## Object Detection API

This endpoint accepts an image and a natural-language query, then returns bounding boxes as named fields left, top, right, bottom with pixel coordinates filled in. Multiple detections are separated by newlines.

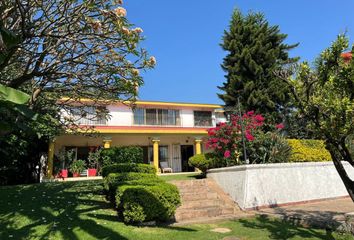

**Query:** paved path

left=254, top=197, right=354, bottom=229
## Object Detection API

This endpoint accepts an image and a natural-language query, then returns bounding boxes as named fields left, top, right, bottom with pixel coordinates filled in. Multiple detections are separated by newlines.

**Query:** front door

left=171, top=144, right=182, bottom=172
left=181, top=145, right=195, bottom=172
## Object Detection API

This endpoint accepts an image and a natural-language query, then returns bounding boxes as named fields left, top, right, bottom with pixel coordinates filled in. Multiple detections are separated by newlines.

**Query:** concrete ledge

left=42, top=176, right=102, bottom=182
left=207, top=161, right=354, bottom=210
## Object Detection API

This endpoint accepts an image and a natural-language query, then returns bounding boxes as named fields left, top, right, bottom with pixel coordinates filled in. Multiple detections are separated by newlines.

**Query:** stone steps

left=171, top=179, right=242, bottom=223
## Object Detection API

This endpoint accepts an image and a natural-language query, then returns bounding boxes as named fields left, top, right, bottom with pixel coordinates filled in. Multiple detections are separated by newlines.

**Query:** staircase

left=171, top=178, right=243, bottom=223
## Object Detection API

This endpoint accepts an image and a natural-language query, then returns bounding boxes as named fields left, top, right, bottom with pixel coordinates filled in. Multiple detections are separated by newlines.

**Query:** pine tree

left=219, top=10, right=299, bottom=123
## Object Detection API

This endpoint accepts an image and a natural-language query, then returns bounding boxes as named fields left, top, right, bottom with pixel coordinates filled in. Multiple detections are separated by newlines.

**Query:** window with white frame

left=133, top=108, right=180, bottom=126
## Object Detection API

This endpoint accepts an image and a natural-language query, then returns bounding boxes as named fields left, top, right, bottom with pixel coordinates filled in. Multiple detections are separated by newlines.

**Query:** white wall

left=107, top=105, right=132, bottom=126
left=180, top=109, right=194, bottom=127
left=207, top=162, right=354, bottom=209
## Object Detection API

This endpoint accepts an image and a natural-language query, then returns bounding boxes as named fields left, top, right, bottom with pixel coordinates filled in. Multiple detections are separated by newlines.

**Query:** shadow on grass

left=0, top=181, right=127, bottom=240
left=238, top=215, right=338, bottom=240
left=0, top=180, right=196, bottom=240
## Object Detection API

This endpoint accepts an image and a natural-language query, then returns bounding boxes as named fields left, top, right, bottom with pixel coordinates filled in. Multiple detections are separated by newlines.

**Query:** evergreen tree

left=219, top=9, right=299, bottom=123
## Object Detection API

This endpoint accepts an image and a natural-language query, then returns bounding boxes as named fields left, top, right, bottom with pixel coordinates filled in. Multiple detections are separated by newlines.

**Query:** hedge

left=101, top=146, right=144, bottom=166
left=287, top=139, right=332, bottom=162
left=104, top=172, right=160, bottom=198
left=101, top=163, right=156, bottom=177
left=115, top=182, right=181, bottom=223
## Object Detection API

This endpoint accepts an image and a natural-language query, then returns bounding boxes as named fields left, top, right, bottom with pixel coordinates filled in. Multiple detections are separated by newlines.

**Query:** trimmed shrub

left=115, top=182, right=181, bottom=223
left=287, top=139, right=332, bottom=162
left=101, top=163, right=156, bottom=177
left=104, top=172, right=159, bottom=198
left=188, top=154, right=209, bottom=175
left=101, top=146, right=143, bottom=167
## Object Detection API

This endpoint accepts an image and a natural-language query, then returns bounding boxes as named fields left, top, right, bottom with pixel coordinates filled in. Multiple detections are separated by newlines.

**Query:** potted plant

left=87, top=149, right=100, bottom=177
left=69, top=160, right=86, bottom=177
left=56, top=149, right=75, bottom=178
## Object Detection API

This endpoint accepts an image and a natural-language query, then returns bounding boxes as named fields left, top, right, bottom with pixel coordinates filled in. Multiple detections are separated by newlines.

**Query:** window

left=215, top=111, right=227, bottom=124
left=133, top=108, right=180, bottom=126
left=133, top=108, right=145, bottom=125
left=194, top=111, right=213, bottom=127
left=142, top=146, right=169, bottom=164
left=68, top=106, right=107, bottom=125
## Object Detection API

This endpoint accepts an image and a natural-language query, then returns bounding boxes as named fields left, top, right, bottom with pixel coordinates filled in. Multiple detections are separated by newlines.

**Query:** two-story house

left=48, top=100, right=225, bottom=175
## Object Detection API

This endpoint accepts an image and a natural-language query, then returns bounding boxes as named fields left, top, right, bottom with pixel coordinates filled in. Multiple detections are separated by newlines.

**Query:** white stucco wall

left=180, top=109, right=194, bottom=127
left=107, top=105, right=133, bottom=126
left=207, top=162, right=354, bottom=209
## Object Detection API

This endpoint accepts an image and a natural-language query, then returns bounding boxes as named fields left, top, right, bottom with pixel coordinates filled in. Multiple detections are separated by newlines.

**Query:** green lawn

left=0, top=180, right=352, bottom=240
left=158, top=172, right=203, bottom=181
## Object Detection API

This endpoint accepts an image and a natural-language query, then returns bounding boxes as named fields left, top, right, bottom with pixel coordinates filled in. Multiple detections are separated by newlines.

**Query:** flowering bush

left=206, top=111, right=264, bottom=165
left=206, top=111, right=290, bottom=166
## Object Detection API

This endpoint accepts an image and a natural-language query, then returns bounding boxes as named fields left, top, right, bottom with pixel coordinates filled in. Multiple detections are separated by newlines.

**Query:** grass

left=158, top=172, right=203, bottom=181
left=0, top=180, right=353, bottom=240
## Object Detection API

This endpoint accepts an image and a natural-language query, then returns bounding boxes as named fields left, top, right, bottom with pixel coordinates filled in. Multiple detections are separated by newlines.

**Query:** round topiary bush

left=188, top=154, right=209, bottom=175
left=115, top=182, right=181, bottom=223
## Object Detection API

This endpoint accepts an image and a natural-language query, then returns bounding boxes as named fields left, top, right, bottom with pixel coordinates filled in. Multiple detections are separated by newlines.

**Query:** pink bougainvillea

left=275, top=123, right=285, bottom=130
left=224, top=150, right=231, bottom=158
left=205, top=111, right=265, bottom=162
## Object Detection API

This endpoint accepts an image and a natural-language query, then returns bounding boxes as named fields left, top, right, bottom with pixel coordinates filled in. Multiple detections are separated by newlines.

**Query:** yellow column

left=152, top=139, right=160, bottom=173
left=195, top=139, right=202, bottom=155
left=47, top=139, right=55, bottom=178
left=103, top=139, right=112, bottom=149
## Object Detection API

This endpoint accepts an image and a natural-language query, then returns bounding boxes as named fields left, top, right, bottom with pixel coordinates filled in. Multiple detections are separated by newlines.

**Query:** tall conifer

left=219, top=10, right=298, bottom=123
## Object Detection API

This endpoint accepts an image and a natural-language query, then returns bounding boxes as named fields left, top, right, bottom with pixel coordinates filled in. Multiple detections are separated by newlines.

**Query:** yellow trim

left=103, top=139, right=112, bottom=149
left=59, top=97, right=223, bottom=109
left=135, top=101, right=222, bottom=109
left=47, top=140, right=55, bottom=178
left=195, top=139, right=202, bottom=155
left=152, top=139, right=160, bottom=173
left=86, top=128, right=208, bottom=134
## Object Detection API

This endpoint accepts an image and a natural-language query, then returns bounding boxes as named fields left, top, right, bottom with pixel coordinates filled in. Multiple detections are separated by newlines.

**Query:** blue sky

left=124, top=0, right=354, bottom=104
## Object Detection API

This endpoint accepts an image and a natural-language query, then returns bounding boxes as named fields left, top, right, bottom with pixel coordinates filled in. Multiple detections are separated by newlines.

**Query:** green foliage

left=287, top=139, right=332, bottom=162
left=0, top=84, right=38, bottom=134
left=103, top=172, right=160, bottom=197
left=188, top=154, right=209, bottom=174
left=346, top=135, right=354, bottom=157
left=246, top=132, right=292, bottom=164
left=87, top=149, right=102, bottom=169
left=219, top=9, right=299, bottom=123
left=0, top=83, right=30, bottom=104
left=101, top=146, right=144, bottom=167
left=115, top=182, right=181, bottom=223
left=69, top=160, right=86, bottom=174
left=285, top=35, right=354, bottom=199
left=0, top=26, right=21, bottom=65
left=101, top=163, right=156, bottom=177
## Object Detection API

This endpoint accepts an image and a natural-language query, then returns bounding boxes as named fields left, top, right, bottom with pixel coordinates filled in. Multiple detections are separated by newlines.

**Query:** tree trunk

left=327, top=142, right=354, bottom=202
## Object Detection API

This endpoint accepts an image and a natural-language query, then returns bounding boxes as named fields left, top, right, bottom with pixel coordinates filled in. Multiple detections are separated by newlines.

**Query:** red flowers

left=224, top=150, right=231, bottom=158
left=206, top=111, right=264, bottom=159
left=276, top=123, right=285, bottom=130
